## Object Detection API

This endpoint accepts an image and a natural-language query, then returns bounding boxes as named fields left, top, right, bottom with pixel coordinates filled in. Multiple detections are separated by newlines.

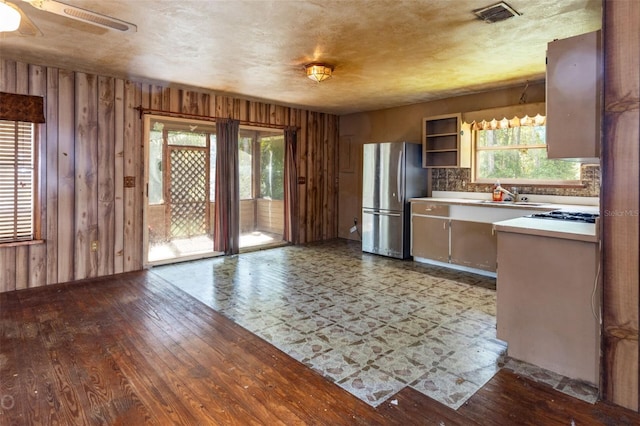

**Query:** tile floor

left=151, top=239, right=598, bottom=409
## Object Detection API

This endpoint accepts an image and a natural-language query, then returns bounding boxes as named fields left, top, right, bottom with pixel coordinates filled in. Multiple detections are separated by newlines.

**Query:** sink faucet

left=497, top=185, right=518, bottom=202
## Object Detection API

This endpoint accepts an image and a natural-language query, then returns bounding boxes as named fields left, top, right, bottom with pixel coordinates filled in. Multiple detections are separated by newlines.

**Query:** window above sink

left=462, top=102, right=583, bottom=186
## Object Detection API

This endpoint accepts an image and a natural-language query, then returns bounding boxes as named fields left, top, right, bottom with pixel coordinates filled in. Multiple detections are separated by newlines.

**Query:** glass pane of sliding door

left=238, top=128, right=285, bottom=250
left=145, top=116, right=218, bottom=265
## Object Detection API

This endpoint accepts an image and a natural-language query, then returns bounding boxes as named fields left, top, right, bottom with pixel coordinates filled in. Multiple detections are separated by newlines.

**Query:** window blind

left=0, top=120, right=34, bottom=243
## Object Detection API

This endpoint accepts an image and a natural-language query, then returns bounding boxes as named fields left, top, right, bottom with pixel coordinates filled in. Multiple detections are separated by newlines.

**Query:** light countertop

left=493, top=217, right=599, bottom=243
left=409, top=193, right=599, bottom=242
left=409, top=197, right=556, bottom=211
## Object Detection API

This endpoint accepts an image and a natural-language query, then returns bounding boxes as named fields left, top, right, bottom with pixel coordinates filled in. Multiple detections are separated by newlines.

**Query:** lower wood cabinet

left=411, top=212, right=497, bottom=273
left=450, top=220, right=497, bottom=272
left=411, top=215, right=449, bottom=262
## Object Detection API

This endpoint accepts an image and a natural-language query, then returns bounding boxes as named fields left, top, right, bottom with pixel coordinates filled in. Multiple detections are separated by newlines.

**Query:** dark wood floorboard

left=2, top=271, right=640, bottom=425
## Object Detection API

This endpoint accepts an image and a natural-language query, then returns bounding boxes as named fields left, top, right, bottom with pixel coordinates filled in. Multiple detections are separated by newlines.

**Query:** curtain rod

left=134, top=106, right=297, bottom=130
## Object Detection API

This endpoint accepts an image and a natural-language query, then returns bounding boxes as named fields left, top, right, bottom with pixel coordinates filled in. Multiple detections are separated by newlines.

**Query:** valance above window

left=0, top=92, right=46, bottom=123
left=462, top=101, right=545, bottom=131
left=467, top=114, right=546, bottom=131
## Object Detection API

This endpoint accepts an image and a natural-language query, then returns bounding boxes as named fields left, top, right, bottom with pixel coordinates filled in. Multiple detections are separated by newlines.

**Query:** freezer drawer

left=362, top=209, right=406, bottom=259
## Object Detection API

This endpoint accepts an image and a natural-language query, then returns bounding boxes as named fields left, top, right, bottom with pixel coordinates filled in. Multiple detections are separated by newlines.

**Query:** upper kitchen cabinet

left=546, top=30, right=602, bottom=162
left=422, top=113, right=471, bottom=168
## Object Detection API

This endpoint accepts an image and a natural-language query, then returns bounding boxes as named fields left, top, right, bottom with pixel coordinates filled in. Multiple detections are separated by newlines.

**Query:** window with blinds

left=0, top=120, right=35, bottom=243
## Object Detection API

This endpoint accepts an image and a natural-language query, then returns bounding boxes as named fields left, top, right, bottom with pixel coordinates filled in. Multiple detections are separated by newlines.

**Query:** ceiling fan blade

left=21, top=0, right=136, bottom=33
left=5, top=1, right=42, bottom=36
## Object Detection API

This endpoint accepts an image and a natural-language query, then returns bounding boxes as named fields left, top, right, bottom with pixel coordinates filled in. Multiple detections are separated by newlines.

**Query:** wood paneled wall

left=256, top=199, right=285, bottom=235
left=0, top=59, right=338, bottom=292
left=602, top=0, right=640, bottom=411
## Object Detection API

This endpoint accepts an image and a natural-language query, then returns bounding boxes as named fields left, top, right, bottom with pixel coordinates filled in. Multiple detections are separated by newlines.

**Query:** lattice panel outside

left=168, top=148, right=209, bottom=238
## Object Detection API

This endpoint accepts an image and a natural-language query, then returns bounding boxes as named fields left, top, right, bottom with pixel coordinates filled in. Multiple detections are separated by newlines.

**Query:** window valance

left=467, top=114, right=546, bottom=131
left=0, top=92, right=46, bottom=123
left=462, top=102, right=545, bottom=130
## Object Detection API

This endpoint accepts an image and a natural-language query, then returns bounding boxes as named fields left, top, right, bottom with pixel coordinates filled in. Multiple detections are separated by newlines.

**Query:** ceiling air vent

left=473, top=2, right=520, bottom=23
left=62, top=7, right=132, bottom=32
left=27, top=0, right=138, bottom=33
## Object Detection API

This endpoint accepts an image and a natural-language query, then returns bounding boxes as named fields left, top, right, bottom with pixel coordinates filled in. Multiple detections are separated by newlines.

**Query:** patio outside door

left=166, top=144, right=209, bottom=239
left=145, top=116, right=217, bottom=264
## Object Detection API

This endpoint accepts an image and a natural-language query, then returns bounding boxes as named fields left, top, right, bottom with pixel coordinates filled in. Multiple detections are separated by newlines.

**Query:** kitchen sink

left=513, top=202, right=546, bottom=206
left=473, top=200, right=546, bottom=206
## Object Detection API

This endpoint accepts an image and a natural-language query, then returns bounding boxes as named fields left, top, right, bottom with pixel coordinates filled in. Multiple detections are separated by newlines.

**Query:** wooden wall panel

left=325, top=115, right=338, bottom=240
left=15, top=62, right=29, bottom=291
left=74, top=73, right=99, bottom=280
left=0, top=249, right=16, bottom=293
left=602, top=0, right=640, bottom=411
left=256, top=199, right=284, bottom=234
left=98, top=76, right=116, bottom=277
left=298, top=111, right=308, bottom=244
left=0, top=49, right=16, bottom=292
left=151, top=85, right=163, bottom=110
left=113, top=79, right=125, bottom=274
left=28, top=65, right=47, bottom=288
left=133, top=84, right=144, bottom=269
left=239, top=200, right=256, bottom=233
left=123, top=81, right=141, bottom=272
left=0, top=58, right=16, bottom=88
left=45, top=67, right=59, bottom=284
left=0, top=58, right=338, bottom=292
left=238, top=99, right=249, bottom=122
left=57, top=69, right=76, bottom=283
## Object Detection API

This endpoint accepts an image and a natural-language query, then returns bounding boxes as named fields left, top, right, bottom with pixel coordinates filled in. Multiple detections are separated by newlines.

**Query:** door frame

left=142, top=114, right=222, bottom=267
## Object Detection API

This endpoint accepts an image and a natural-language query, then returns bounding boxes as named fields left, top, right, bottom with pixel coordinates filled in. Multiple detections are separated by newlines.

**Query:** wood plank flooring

left=2, top=270, right=639, bottom=425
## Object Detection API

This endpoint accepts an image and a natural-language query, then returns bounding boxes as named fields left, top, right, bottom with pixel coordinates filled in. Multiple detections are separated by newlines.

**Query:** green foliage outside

left=148, top=124, right=284, bottom=203
left=239, top=136, right=253, bottom=199
left=476, top=126, right=580, bottom=181
left=259, top=135, right=284, bottom=200
left=167, top=130, right=207, bottom=147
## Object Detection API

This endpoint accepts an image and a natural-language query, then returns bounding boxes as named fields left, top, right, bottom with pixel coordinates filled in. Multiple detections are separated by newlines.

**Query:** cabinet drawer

left=411, top=203, right=449, bottom=217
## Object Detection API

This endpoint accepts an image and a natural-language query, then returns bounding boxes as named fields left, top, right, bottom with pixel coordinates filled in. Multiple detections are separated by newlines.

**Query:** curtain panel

left=213, top=119, right=240, bottom=254
left=0, top=92, right=46, bottom=123
left=283, top=127, right=298, bottom=244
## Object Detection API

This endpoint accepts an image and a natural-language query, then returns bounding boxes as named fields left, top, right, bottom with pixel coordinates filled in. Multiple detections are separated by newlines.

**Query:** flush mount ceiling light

left=0, top=1, right=21, bottom=32
left=305, top=63, right=333, bottom=83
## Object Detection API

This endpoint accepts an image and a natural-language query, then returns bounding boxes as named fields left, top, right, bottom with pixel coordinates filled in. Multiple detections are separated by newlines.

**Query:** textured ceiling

left=0, top=0, right=602, bottom=114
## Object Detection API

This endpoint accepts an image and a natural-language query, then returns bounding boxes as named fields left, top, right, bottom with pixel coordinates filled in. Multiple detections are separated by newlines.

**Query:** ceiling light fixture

left=305, top=63, right=333, bottom=83
left=0, top=1, right=21, bottom=32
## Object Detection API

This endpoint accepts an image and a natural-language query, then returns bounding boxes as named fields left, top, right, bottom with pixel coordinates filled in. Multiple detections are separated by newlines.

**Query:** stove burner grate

left=530, top=210, right=599, bottom=224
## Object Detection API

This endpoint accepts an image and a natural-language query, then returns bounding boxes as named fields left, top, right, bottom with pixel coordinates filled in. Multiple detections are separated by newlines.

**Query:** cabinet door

left=411, top=215, right=449, bottom=262
left=546, top=30, right=601, bottom=161
left=450, top=220, right=497, bottom=272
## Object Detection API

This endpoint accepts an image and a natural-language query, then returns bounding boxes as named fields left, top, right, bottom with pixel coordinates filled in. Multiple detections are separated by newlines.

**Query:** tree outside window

left=474, top=126, right=580, bottom=183
left=259, top=135, right=284, bottom=200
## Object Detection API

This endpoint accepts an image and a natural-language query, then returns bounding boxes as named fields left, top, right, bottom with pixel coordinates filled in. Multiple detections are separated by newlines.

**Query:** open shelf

left=422, top=113, right=465, bottom=168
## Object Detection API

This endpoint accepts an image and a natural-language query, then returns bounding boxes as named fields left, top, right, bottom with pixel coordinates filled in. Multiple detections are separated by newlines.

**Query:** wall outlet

left=91, top=240, right=99, bottom=252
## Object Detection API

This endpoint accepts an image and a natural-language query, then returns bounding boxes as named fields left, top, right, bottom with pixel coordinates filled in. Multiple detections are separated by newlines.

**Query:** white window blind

left=0, top=120, right=34, bottom=243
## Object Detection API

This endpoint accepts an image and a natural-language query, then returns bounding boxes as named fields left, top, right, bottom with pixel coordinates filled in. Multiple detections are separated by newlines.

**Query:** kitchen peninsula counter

left=493, top=216, right=598, bottom=243
left=495, top=215, right=601, bottom=385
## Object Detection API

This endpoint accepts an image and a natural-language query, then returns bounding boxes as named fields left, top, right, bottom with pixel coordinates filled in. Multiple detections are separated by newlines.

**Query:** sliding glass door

left=144, top=117, right=285, bottom=266
left=145, top=116, right=217, bottom=264
left=238, top=128, right=285, bottom=250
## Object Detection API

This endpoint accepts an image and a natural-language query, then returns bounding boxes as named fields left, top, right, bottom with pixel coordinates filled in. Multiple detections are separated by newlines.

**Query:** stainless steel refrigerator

left=362, top=142, right=429, bottom=259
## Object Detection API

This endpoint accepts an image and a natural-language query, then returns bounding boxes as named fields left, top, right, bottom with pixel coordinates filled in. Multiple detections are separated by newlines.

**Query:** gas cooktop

left=530, top=210, right=599, bottom=224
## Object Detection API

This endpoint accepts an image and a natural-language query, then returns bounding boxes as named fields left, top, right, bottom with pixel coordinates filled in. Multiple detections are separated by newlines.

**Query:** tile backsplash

left=431, top=164, right=600, bottom=197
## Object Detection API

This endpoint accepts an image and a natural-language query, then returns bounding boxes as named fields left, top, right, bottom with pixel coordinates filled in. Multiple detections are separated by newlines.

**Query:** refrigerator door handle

left=363, top=209, right=401, bottom=217
left=397, top=149, right=403, bottom=203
